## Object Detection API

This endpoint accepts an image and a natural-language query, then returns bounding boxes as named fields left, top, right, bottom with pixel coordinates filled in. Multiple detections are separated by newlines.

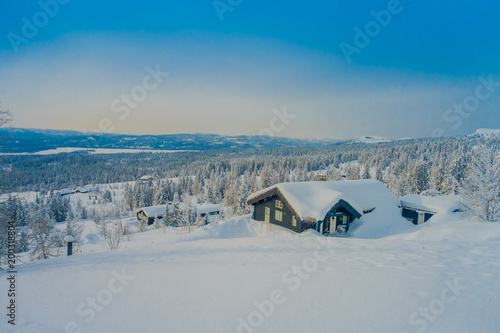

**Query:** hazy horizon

left=2, top=1, right=499, bottom=140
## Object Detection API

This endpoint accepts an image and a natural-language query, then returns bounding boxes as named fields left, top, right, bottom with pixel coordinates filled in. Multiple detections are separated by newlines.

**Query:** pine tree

left=429, top=161, right=446, bottom=193
left=460, top=145, right=500, bottom=221
left=152, top=216, right=161, bottom=229
left=28, top=204, right=60, bottom=260
left=362, top=165, right=371, bottom=179
left=410, top=160, right=429, bottom=194
left=103, top=190, right=113, bottom=203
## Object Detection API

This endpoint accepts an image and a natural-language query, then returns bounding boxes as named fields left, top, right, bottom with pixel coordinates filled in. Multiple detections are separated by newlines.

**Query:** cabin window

left=292, top=216, right=297, bottom=227
left=276, top=200, right=283, bottom=209
left=342, top=216, right=348, bottom=224
left=275, top=210, right=283, bottom=222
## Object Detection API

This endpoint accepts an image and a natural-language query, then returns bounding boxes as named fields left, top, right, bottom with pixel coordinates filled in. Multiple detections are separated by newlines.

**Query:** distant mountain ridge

left=1, top=128, right=344, bottom=153
left=348, top=136, right=392, bottom=144
left=471, top=128, right=500, bottom=138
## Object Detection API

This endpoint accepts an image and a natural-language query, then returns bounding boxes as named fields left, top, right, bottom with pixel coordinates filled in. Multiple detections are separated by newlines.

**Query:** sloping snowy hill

left=1, top=217, right=500, bottom=333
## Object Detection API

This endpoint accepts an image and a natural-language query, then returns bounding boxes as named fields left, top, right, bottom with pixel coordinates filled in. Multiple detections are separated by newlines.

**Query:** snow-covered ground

left=2, top=212, right=500, bottom=333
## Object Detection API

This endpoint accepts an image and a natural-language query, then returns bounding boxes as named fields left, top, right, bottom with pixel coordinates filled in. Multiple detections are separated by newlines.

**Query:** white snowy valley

left=1, top=190, right=500, bottom=332
left=1, top=135, right=499, bottom=333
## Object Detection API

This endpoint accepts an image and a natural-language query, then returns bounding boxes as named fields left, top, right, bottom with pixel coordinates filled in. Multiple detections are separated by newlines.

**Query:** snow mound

left=348, top=196, right=415, bottom=239
left=186, top=216, right=296, bottom=241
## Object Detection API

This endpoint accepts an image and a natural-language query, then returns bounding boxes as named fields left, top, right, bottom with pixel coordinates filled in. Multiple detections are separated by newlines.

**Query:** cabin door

left=324, top=217, right=333, bottom=234
left=417, top=212, right=425, bottom=225
left=265, top=207, right=271, bottom=223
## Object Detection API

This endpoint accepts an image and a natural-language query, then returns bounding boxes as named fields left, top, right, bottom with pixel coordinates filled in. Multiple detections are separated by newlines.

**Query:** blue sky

left=1, top=0, right=499, bottom=139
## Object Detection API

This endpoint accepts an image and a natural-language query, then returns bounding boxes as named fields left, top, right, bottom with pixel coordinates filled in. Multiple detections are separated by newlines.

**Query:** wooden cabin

left=58, top=189, right=75, bottom=197
left=136, top=205, right=166, bottom=225
left=139, top=175, right=155, bottom=182
left=247, top=180, right=391, bottom=235
left=196, top=204, right=222, bottom=224
left=400, top=194, right=462, bottom=225
left=135, top=203, right=222, bottom=225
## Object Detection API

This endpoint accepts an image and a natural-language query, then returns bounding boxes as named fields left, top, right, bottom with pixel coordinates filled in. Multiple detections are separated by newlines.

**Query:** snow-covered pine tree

left=152, top=216, right=161, bottom=229
left=460, top=144, right=500, bottom=221
left=28, top=204, right=60, bottom=260
left=103, top=190, right=113, bottom=203
left=346, top=165, right=360, bottom=180
left=137, top=218, right=147, bottom=233
left=410, top=160, right=429, bottom=194
left=164, top=202, right=184, bottom=227
left=183, top=202, right=199, bottom=233
left=429, top=160, right=446, bottom=193
left=48, top=193, right=70, bottom=223
left=362, top=164, right=371, bottom=179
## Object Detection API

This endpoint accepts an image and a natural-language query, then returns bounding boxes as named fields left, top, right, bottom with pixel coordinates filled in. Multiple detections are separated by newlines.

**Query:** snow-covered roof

left=196, top=204, right=222, bottom=215
left=248, top=180, right=398, bottom=221
left=400, top=194, right=462, bottom=215
left=58, top=189, right=75, bottom=196
left=136, top=205, right=166, bottom=217
left=63, top=235, right=75, bottom=243
left=75, top=185, right=98, bottom=193
left=136, top=203, right=222, bottom=218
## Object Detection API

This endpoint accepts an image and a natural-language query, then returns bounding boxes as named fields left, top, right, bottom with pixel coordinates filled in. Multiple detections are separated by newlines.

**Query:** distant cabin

left=196, top=204, right=223, bottom=223
left=247, top=180, right=390, bottom=235
left=135, top=203, right=222, bottom=225
left=58, top=189, right=75, bottom=197
left=139, top=175, right=155, bottom=182
left=400, top=194, right=462, bottom=225
left=75, top=185, right=98, bottom=194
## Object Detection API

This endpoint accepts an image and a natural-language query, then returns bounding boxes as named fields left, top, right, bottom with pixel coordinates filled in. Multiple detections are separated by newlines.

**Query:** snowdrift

left=185, top=216, right=297, bottom=241
left=348, top=201, right=415, bottom=239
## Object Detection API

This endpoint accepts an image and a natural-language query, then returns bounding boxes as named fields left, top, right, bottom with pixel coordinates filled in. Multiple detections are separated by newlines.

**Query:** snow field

left=1, top=214, right=500, bottom=333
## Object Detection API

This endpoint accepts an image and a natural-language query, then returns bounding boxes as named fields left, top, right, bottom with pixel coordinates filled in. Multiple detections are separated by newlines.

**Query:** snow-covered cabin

left=400, top=194, right=462, bottom=225
left=196, top=204, right=222, bottom=223
left=135, top=203, right=222, bottom=225
left=58, top=189, right=75, bottom=197
left=139, top=175, right=155, bottom=182
left=75, top=185, right=98, bottom=194
left=136, top=205, right=167, bottom=225
left=247, top=180, right=397, bottom=234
